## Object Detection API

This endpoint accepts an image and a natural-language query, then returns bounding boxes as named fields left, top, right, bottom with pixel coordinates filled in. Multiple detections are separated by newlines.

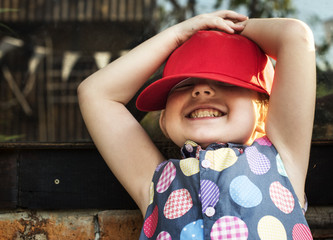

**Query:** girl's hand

left=171, top=10, right=248, bottom=46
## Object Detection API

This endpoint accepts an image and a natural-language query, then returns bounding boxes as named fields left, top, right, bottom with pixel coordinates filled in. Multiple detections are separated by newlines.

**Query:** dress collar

left=180, top=140, right=245, bottom=159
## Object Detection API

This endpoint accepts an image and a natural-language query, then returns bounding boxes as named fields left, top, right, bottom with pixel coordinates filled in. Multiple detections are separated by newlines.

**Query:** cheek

left=164, top=126, right=185, bottom=147
left=162, top=107, right=185, bottom=147
left=245, top=102, right=258, bottom=132
left=231, top=100, right=257, bottom=131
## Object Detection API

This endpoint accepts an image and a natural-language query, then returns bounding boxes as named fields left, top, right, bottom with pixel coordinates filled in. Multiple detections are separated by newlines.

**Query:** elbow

left=77, top=80, right=86, bottom=96
left=281, top=19, right=315, bottom=51
left=77, top=78, right=92, bottom=106
left=77, top=80, right=85, bottom=104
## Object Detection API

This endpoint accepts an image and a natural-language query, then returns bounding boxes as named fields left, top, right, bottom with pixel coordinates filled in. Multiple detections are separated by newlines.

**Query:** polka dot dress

left=139, top=136, right=312, bottom=239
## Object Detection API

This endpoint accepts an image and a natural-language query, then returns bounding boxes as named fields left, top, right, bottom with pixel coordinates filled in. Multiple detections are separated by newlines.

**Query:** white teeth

left=189, top=109, right=223, bottom=118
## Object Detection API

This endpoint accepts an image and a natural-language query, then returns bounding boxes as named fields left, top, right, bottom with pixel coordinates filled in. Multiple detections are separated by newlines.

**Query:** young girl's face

left=159, top=78, right=262, bottom=148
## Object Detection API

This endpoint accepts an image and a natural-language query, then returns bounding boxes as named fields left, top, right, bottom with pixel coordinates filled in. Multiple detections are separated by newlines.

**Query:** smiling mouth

left=187, top=109, right=225, bottom=118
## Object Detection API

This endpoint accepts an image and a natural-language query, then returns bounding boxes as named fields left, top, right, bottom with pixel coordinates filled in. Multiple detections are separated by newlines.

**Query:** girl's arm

left=240, top=18, right=316, bottom=206
left=78, top=10, right=248, bottom=215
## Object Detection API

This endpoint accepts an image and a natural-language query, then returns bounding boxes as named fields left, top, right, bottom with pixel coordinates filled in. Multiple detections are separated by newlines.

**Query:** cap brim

left=136, top=73, right=268, bottom=112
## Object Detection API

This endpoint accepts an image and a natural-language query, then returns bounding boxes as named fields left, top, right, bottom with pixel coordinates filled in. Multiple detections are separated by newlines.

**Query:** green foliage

left=156, top=0, right=197, bottom=30
left=316, top=70, right=333, bottom=98
left=0, top=8, right=18, bottom=13
left=214, top=0, right=295, bottom=17
left=158, top=0, right=295, bottom=29
left=0, top=134, right=24, bottom=142
left=0, top=8, right=18, bottom=34
left=317, top=83, right=333, bottom=98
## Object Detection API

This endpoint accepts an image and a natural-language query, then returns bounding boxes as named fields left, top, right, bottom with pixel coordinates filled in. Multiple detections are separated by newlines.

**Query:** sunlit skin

left=159, top=78, right=263, bottom=148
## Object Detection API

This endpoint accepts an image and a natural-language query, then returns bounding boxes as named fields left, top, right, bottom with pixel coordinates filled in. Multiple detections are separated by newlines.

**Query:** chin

left=191, top=136, right=225, bottom=148
left=172, top=132, right=254, bottom=148
left=200, top=136, right=250, bottom=146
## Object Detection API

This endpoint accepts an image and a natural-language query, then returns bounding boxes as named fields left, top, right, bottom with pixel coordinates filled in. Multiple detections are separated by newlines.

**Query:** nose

left=192, top=82, right=215, bottom=98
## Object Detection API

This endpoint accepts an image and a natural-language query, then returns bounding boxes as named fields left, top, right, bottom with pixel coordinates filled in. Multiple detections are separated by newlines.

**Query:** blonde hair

left=248, top=93, right=270, bottom=144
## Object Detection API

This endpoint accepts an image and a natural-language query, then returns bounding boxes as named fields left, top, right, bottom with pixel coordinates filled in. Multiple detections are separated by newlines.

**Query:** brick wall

left=0, top=210, right=143, bottom=240
left=0, top=207, right=333, bottom=239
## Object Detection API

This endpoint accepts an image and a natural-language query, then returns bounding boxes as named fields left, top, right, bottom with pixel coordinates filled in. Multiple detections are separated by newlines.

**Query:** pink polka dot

left=270, top=181, right=295, bottom=214
left=292, top=224, right=313, bottom=240
left=256, top=136, right=272, bottom=146
left=143, top=205, right=158, bottom=238
left=156, top=162, right=176, bottom=193
left=210, top=216, right=248, bottom=240
left=164, top=189, right=193, bottom=219
left=157, top=231, right=172, bottom=240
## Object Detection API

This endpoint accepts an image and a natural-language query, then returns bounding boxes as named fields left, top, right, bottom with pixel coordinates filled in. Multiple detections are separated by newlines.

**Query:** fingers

left=217, top=10, right=248, bottom=22
left=198, top=10, right=248, bottom=31
left=214, top=18, right=238, bottom=33
left=225, top=19, right=248, bottom=32
left=202, top=13, right=247, bottom=34
left=172, top=10, right=248, bottom=46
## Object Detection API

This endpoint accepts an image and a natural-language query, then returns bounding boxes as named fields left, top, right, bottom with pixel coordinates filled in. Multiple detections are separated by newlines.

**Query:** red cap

left=136, top=30, right=274, bottom=112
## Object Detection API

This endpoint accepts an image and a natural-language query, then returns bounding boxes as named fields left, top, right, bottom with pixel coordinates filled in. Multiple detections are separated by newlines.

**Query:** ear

left=159, top=110, right=170, bottom=139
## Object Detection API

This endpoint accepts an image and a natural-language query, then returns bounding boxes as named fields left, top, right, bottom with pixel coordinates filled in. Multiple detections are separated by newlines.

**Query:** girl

left=78, top=10, right=315, bottom=239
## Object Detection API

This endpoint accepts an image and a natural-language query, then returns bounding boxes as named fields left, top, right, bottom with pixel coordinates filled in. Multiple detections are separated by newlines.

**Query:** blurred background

left=0, top=0, right=332, bottom=143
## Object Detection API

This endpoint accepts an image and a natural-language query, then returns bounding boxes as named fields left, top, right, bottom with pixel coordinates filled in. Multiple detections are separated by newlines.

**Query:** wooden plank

left=35, top=0, right=43, bottom=21
left=86, top=0, right=93, bottom=21
left=136, top=0, right=144, bottom=21
left=62, top=0, right=69, bottom=21
left=18, top=148, right=137, bottom=209
left=0, top=150, right=18, bottom=209
left=0, top=142, right=96, bottom=149
left=94, top=0, right=102, bottom=21
left=53, top=0, right=61, bottom=22
left=127, top=0, right=134, bottom=21
left=37, top=65, right=48, bottom=141
left=118, top=0, right=126, bottom=21
left=311, top=229, right=333, bottom=239
left=110, top=0, right=118, bottom=21
left=0, top=0, right=156, bottom=22
left=3, top=0, right=10, bottom=20
left=306, top=141, right=333, bottom=205
left=78, top=0, right=85, bottom=21
left=307, top=206, right=333, bottom=238
left=306, top=206, right=333, bottom=229
left=100, top=0, right=109, bottom=21
left=45, top=47, right=56, bottom=142
left=11, top=0, right=20, bottom=21
left=0, top=141, right=331, bottom=210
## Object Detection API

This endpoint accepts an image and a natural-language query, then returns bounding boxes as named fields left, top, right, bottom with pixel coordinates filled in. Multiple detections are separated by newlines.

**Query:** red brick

left=98, top=210, right=143, bottom=240
left=0, top=210, right=96, bottom=240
